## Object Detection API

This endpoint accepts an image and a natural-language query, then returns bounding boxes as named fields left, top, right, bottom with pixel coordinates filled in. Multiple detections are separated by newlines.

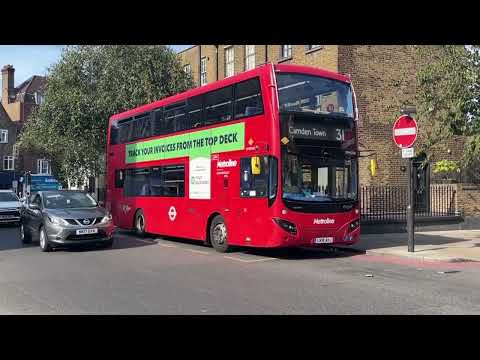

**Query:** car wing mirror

left=29, top=203, right=40, bottom=210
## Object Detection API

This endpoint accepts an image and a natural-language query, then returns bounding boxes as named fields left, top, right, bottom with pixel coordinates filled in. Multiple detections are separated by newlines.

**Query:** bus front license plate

left=76, top=229, right=98, bottom=235
left=314, top=237, right=334, bottom=244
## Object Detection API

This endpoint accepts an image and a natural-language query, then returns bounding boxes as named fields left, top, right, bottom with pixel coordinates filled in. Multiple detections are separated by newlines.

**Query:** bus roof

left=109, top=63, right=351, bottom=122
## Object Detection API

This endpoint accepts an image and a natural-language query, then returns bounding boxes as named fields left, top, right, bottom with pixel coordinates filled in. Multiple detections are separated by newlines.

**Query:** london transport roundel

left=393, top=115, right=418, bottom=148
left=168, top=206, right=177, bottom=221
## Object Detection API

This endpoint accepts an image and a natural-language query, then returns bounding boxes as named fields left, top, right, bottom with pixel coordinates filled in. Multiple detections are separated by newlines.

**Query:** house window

left=0, top=129, right=8, bottom=143
left=183, top=64, right=191, bottom=76
left=34, top=92, right=44, bottom=105
left=37, top=159, right=51, bottom=175
left=200, top=57, right=207, bottom=86
left=3, top=156, right=14, bottom=170
left=12, top=144, right=19, bottom=158
left=245, top=45, right=255, bottom=70
left=281, top=45, right=292, bottom=59
left=306, top=45, right=321, bottom=52
left=225, top=46, right=235, bottom=78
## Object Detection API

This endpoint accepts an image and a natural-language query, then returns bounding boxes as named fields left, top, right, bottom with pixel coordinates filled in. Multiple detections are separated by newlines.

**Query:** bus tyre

left=210, top=215, right=230, bottom=253
left=39, top=227, right=52, bottom=252
left=135, top=210, right=147, bottom=237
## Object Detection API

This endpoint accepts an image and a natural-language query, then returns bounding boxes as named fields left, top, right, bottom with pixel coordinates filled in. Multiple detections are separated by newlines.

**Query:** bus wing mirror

left=251, top=156, right=261, bottom=175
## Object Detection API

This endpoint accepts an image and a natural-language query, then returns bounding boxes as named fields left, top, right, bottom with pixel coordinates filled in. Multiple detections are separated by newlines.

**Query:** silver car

left=20, top=190, right=114, bottom=252
left=0, top=190, right=22, bottom=225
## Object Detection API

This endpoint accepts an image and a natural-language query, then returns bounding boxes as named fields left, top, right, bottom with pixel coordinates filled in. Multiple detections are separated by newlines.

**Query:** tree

left=415, top=45, right=480, bottom=181
left=18, top=45, right=193, bottom=184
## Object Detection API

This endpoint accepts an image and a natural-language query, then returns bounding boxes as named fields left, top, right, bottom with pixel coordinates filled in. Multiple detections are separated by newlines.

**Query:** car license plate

left=0, top=215, right=15, bottom=219
left=313, top=237, right=334, bottom=244
left=76, top=228, right=98, bottom=235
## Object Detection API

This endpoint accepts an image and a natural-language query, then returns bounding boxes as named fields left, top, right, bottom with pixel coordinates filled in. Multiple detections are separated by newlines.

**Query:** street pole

left=398, top=106, right=417, bottom=253
left=407, top=158, right=415, bottom=252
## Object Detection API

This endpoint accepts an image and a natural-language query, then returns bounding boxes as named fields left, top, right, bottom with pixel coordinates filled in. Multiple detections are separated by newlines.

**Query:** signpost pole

left=395, top=106, right=418, bottom=253
left=407, top=158, right=415, bottom=252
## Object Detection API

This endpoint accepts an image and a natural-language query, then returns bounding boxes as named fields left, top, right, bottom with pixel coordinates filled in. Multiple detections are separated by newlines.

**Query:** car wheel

left=134, top=210, right=147, bottom=238
left=209, top=215, right=230, bottom=253
left=20, top=223, right=31, bottom=244
left=100, top=238, right=114, bottom=249
left=39, top=227, right=52, bottom=252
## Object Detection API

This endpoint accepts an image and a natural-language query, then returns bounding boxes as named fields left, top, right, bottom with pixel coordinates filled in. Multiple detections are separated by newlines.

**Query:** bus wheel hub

left=213, top=224, right=227, bottom=245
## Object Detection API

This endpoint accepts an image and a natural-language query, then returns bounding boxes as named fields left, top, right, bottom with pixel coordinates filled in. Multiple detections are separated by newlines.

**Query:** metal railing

left=360, top=184, right=459, bottom=224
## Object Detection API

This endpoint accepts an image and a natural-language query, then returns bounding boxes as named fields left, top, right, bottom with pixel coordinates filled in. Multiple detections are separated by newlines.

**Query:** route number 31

left=336, top=129, right=345, bottom=141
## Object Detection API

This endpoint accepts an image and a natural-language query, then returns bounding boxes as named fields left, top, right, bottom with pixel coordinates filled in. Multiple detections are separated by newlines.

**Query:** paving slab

left=336, top=230, right=480, bottom=263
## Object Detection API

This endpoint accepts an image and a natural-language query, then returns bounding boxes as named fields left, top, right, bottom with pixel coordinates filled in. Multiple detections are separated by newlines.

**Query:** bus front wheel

left=134, top=210, right=147, bottom=237
left=210, top=215, right=230, bottom=253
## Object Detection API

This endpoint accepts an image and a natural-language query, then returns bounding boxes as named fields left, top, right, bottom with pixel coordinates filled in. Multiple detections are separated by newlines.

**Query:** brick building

left=178, top=45, right=478, bottom=217
left=179, top=46, right=463, bottom=184
left=0, top=64, right=51, bottom=190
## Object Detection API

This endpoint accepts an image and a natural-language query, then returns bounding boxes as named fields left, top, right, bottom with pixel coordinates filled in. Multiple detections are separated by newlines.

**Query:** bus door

left=111, top=168, right=133, bottom=229
left=236, top=155, right=270, bottom=246
left=213, top=155, right=233, bottom=209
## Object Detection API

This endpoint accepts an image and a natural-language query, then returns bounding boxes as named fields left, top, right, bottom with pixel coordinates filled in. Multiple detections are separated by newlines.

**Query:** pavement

left=1, top=224, right=480, bottom=314
left=338, top=229, right=480, bottom=263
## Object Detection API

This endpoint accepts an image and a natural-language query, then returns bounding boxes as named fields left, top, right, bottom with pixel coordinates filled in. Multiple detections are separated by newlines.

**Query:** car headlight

left=48, top=215, right=68, bottom=226
left=101, top=213, right=113, bottom=224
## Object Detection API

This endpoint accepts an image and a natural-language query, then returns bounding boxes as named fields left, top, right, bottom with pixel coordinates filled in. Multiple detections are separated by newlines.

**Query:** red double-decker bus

left=106, top=63, right=360, bottom=252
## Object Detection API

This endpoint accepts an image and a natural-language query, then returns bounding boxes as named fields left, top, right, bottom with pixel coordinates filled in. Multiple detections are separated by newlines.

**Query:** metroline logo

left=313, top=218, right=335, bottom=225
left=217, top=159, right=237, bottom=168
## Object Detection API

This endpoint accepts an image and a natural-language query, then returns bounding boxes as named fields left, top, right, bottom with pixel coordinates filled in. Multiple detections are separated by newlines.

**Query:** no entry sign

left=393, top=115, right=417, bottom=148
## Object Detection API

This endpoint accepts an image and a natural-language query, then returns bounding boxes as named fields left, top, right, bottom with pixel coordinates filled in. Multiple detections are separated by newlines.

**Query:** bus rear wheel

left=134, top=210, right=147, bottom=238
left=210, top=215, right=230, bottom=253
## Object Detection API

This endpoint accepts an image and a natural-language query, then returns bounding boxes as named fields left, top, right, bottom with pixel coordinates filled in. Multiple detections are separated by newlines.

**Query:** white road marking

left=186, top=249, right=210, bottom=255
left=159, top=244, right=177, bottom=248
left=223, top=256, right=276, bottom=263
left=134, top=238, right=157, bottom=245
left=125, top=234, right=275, bottom=262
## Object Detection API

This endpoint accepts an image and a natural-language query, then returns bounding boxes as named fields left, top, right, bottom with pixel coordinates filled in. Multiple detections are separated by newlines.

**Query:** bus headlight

left=273, top=218, right=297, bottom=235
left=348, top=219, right=360, bottom=233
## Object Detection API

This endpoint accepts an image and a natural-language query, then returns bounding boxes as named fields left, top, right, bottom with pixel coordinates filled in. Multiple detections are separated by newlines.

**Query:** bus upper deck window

left=234, top=78, right=263, bottom=119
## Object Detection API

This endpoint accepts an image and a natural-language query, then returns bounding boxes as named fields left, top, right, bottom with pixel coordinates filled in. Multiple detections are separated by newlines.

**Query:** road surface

left=1, top=224, right=479, bottom=314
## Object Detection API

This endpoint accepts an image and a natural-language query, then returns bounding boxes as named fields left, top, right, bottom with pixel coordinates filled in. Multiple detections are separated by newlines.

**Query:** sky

left=0, top=45, right=192, bottom=87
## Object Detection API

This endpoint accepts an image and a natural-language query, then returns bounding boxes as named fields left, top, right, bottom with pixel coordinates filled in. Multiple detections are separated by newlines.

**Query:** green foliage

left=463, top=135, right=480, bottom=182
left=433, top=160, right=459, bottom=174
left=415, top=45, right=480, bottom=176
left=18, top=45, right=193, bottom=183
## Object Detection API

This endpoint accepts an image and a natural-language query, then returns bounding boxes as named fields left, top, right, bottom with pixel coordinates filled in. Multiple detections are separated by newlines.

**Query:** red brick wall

left=338, top=45, right=466, bottom=187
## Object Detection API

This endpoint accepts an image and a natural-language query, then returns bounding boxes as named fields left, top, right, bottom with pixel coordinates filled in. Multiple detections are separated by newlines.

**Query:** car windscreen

left=43, top=192, right=97, bottom=209
left=0, top=192, right=19, bottom=202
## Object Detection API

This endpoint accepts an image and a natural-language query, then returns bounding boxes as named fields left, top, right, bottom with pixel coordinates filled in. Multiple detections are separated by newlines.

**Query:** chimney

left=2, top=64, right=15, bottom=105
